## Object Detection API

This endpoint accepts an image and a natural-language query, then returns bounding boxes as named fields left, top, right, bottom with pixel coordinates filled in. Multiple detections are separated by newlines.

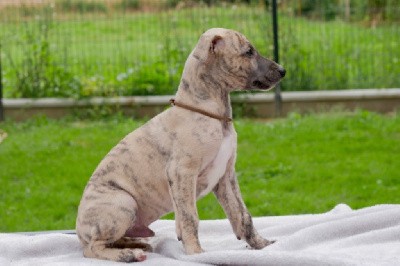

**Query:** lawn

left=0, top=110, right=399, bottom=232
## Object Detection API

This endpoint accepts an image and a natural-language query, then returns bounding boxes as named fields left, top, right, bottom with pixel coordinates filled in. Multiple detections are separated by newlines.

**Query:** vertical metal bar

left=0, top=43, right=4, bottom=122
left=272, top=0, right=279, bottom=63
left=271, top=0, right=282, bottom=117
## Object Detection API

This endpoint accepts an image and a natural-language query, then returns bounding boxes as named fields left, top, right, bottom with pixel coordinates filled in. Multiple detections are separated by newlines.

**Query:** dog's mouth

left=252, top=80, right=266, bottom=89
left=248, top=67, right=286, bottom=91
left=249, top=77, right=280, bottom=91
left=252, top=79, right=274, bottom=90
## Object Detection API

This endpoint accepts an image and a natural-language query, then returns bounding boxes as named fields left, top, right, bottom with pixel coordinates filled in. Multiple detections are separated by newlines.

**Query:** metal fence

left=0, top=0, right=399, bottom=102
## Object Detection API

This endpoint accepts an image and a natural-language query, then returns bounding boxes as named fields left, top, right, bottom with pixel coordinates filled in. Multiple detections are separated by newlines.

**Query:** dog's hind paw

left=118, top=249, right=147, bottom=262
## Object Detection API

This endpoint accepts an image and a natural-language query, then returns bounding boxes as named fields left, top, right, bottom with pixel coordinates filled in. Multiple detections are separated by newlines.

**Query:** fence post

left=0, top=43, right=4, bottom=122
left=271, top=0, right=282, bottom=117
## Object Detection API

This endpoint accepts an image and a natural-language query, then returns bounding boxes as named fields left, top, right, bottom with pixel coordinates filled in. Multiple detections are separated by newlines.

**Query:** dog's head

left=191, top=28, right=285, bottom=91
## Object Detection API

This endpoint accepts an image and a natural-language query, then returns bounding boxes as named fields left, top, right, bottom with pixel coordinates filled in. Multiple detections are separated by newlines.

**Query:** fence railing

left=0, top=0, right=399, bottom=120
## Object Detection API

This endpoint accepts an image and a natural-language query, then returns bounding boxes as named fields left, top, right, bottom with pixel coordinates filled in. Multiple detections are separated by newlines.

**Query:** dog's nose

left=278, top=66, right=286, bottom=77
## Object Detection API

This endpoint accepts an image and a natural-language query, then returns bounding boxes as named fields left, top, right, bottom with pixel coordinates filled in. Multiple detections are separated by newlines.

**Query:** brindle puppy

left=76, top=28, right=285, bottom=262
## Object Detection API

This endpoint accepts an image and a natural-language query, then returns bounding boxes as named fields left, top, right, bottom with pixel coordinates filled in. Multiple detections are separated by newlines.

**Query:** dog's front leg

left=213, top=155, right=274, bottom=249
left=167, top=156, right=203, bottom=255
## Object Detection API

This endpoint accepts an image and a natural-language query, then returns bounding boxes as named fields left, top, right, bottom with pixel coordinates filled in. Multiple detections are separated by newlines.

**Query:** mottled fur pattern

left=76, top=28, right=285, bottom=262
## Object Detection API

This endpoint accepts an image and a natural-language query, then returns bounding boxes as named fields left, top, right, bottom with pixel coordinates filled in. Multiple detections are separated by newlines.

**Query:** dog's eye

left=245, top=47, right=254, bottom=57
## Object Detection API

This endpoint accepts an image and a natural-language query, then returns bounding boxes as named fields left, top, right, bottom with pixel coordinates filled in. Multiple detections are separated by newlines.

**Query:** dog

left=76, top=28, right=286, bottom=262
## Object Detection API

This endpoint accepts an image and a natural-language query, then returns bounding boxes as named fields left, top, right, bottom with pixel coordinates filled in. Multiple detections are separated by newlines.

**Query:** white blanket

left=1, top=204, right=399, bottom=266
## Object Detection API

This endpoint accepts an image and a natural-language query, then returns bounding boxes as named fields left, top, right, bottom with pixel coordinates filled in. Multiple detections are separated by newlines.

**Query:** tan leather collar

left=169, top=99, right=232, bottom=123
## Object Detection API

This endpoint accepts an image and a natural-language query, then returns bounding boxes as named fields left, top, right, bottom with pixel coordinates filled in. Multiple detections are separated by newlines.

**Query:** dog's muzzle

left=278, top=66, right=286, bottom=77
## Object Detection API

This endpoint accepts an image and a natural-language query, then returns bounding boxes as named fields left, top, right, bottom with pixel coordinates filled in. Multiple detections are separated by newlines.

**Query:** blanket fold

left=1, top=204, right=399, bottom=265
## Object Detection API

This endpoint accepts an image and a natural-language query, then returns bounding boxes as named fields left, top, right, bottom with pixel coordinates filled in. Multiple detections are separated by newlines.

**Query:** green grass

left=0, top=110, right=399, bottom=232
left=1, top=4, right=399, bottom=97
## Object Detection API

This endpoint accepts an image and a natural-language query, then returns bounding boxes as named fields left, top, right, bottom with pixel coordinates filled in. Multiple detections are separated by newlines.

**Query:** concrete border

left=3, top=89, right=400, bottom=121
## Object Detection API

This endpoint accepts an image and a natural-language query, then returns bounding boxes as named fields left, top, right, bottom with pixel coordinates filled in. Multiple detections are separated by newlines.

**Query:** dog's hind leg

left=84, top=239, right=147, bottom=262
left=78, top=191, right=148, bottom=262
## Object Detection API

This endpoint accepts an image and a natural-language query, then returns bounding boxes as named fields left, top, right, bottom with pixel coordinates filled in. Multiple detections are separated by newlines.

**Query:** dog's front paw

left=248, top=235, right=275, bottom=249
left=185, top=245, right=204, bottom=255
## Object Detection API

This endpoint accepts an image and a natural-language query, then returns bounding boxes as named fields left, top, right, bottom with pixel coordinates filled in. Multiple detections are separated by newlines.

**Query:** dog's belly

left=197, top=131, right=236, bottom=198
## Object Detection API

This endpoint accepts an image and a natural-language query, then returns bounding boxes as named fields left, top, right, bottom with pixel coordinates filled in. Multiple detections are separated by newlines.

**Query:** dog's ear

left=193, top=34, right=225, bottom=63
left=210, top=35, right=225, bottom=54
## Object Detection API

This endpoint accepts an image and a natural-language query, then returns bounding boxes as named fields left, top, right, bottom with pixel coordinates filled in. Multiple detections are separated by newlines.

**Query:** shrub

left=6, top=8, right=82, bottom=98
left=115, top=61, right=177, bottom=96
left=291, top=0, right=340, bottom=21
left=58, top=0, right=108, bottom=13
left=119, top=0, right=140, bottom=11
left=165, top=0, right=181, bottom=8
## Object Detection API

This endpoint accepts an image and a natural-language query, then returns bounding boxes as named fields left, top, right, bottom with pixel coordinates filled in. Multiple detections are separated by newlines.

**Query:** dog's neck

left=175, top=70, right=233, bottom=124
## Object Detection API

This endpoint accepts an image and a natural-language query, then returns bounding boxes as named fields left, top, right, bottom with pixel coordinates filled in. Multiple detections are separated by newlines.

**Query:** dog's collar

left=169, top=99, right=233, bottom=123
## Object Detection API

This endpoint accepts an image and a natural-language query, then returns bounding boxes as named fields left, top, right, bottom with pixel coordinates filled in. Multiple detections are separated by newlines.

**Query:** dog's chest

left=197, top=131, right=237, bottom=198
